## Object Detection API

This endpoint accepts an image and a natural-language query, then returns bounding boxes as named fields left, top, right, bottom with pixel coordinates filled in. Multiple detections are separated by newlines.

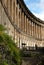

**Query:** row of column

left=16, top=0, right=42, bottom=39
left=15, top=0, right=42, bottom=48
left=4, top=0, right=42, bottom=40
left=2, top=0, right=42, bottom=48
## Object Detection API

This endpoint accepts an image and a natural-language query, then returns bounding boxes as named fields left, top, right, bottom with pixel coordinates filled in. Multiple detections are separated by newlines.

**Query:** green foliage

left=0, top=24, right=6, bottom=31
left=0, top=61, right=8, bottom=65
left=0, top=25, right=22, bottom=65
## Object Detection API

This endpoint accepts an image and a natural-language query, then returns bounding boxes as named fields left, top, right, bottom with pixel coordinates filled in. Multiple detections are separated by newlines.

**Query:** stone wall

left=0, top=0, right=44, bottom=48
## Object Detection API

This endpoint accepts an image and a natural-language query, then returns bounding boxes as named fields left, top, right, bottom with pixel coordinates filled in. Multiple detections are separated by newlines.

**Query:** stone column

left=39, top=26, right=40, bottom=39
left=26, top=18, right=28, bottom=34
left=37, top=25, right=38, bottom=39
left=16, top=2, right=18, bottom=25
left=22, top=12, right=24, bottom=32
left=12, top=0, right=14, bottom=22
left=33, top=22, right=34, bottom=37
left=31, top=22, right=33, bottom=36
left=17, top=4, right=21, bottom=48
left=36, top=24, right=37, bottom=38
left=10, top=0, right=12, bottom=20
left=24, top=14, right=25, bottom=32
left=31, top=21, right=32, bottom=36
left=40, top=26, right=41, bottom=39
left=35, top=23, right=36, bottom=38
left=26, top=17, right=27, bottom=34
left=14, top=0, right=17, bottom=43
left=32, top=22, right=33, bottom=36
left=4, top=0, right=7, bottom=8
left=13, top=1, right=16, bottom=41
left=7, top=0, right=10, bottom=16
left=35, top=24, right=37, bottom=38
left=13, top=2, right=15, bottom=23
left=28, top=20, right=29, bottom=35
left=29, top=20, right=31, bottom=36
left=37, top=26, right=39, bottom=38
left=24, top=15, right=25, bottom=33
left=21, top=10, right=22, bottom=30
left=34, top=23, right=36, bottom=37
left=37, top=25, right=39, bottom=39
left=21, top=11, right=24, bottom=32
left=0, top=2, right=2, bottom=24
left=28, top=20, right=30, bottom=35
left=14, top=0, right=17, bottom=24
left=25, top=15, right=26, bottom=33
left=33, top=23, right=34, bottom=37
left=6, top=0, right=10, bottom=16
left=19, top=9, right=21, bottom=30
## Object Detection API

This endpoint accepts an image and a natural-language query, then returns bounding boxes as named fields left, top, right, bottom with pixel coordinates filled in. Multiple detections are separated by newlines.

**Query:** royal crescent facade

left=0, top=0, right=44, bottom=48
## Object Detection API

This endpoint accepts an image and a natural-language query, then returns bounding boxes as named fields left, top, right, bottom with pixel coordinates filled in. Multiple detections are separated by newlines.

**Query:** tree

left=0, top=24, right=22, bottom=65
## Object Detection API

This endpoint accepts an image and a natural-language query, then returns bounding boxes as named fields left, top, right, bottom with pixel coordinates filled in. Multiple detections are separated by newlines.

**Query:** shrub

left=0, top=25, right=22, bottom=65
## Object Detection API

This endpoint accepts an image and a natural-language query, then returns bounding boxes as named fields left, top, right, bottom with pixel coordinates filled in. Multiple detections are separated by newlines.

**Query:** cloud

left=34, top=0, right=44, bottom=20
left=40, top=0, right=44, bottom=9
left=33, top=12, right=44, bottom=21
left=24, top=0, right=44, bottom=21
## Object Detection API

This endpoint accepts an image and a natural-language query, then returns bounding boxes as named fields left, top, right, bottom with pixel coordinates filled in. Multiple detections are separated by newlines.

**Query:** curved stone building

left=0, top=0, right=44, bottom=48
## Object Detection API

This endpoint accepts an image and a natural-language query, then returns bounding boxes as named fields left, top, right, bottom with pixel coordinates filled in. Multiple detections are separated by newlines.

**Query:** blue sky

left=24, top=0, right=44, bottom=21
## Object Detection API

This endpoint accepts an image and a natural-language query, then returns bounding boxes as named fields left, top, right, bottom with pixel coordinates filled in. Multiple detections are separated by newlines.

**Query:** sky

left=24, top=0, right=44, bottom=21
